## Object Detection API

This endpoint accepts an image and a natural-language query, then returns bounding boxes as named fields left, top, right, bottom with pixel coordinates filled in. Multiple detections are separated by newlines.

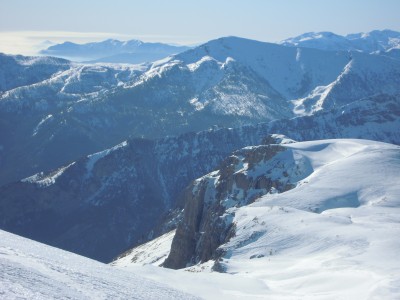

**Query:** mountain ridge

left=40, top=38, right=191, bottom=63
left=2, top=37, right=400, bottom=185
left=281, top=29, right=400, bottom=53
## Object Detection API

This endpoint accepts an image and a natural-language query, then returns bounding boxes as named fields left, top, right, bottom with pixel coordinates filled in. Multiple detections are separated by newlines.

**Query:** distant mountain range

left=281, top=29, right=400, bottom=52
left=36, top=30, right=400, bottom=64
left=39, top=39, right=190, bottom=63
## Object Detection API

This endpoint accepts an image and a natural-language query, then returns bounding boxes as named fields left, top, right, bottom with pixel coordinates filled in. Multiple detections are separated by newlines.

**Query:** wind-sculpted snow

left=213, top=139, right=400, bottom=299
left=0, top=229, right=198, bottom=299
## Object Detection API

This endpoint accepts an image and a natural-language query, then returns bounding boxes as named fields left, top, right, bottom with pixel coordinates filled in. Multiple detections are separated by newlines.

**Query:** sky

left=1, top=0, right=400, bottom=55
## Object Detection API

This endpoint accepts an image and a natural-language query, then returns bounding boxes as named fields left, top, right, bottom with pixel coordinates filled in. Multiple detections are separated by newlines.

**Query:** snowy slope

left=0, top=53, right=70, bottom=92
left=346, top=29, right=400, bottom=52
left=214, top=139, right=400, bottom=299
left=281, top=31, right=356, bottom=51
left=173, top=36, right=350, bottom=100
left=0, top=229, right=198, bottom=299
left=113, top=230, right=176, bottom=267
left=114, top=139, right=400, bottom=299
left=292, top=51, right=400, bottom=114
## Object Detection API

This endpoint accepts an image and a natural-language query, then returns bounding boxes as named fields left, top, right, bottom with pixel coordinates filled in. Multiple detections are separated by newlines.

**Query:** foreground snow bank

left=0, top=229, right=198, bottom=299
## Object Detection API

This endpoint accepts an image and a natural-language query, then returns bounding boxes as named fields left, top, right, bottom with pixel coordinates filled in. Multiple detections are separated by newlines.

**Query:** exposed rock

left=163, top=143, right=303, bottom=269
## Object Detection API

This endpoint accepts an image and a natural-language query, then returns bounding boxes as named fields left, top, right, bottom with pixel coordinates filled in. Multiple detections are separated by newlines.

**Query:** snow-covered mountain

left=2, top=37, right=400, bottom=185
left=39, top=39, right=190, bottom=63
left=114, top=138, right=400, bottom=299
left=281, top=29, right=400, bottom=53
left=0, top=53, right=70, bottom=92
left=0, top=93, right=399, bottom=262
left=2, top=32, right=400, bottom=299
left=0, top=229, right=198, bottom=299
left=346, top=29, right=400, bottom=52
left=281, top=31, right=356, bottom=51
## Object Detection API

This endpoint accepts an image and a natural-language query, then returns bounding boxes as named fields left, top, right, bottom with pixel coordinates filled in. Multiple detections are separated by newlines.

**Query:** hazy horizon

left=1, top=0, right=400, bottom=55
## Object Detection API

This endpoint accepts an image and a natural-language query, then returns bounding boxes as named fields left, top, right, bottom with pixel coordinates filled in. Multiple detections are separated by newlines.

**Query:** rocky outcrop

left=163, top=142, right=305, bottom=269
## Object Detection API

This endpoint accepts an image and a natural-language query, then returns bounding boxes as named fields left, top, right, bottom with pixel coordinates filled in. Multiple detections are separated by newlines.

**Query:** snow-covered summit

left=346, top=29, right=400, bottom=52
left=281, top=29, right=400, bottom=53
left=281, top=31, right=355, bottom=51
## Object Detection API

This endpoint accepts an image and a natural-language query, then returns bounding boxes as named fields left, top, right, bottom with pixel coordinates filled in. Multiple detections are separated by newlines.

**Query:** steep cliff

left=164, top=138, right=306, bottom=269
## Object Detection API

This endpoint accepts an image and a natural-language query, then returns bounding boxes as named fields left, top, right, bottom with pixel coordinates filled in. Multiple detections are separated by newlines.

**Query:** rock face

left=163, top=140, right=312, bottom=269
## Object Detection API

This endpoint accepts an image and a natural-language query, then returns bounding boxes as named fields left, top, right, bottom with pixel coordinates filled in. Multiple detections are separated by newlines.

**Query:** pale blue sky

left=0, top=0, right=399, bottom=54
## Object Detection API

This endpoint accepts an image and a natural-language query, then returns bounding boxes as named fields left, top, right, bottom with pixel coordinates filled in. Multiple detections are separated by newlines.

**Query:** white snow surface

left=32, top=114, right=53, bottom=136
left=114, top=139, right=400, bottom=299
left=21, top=162, right=75, bottom=187
left=86, top=140, right=128, bottom=177
left=0, top=229, right=198, bottom=300
left=112, top=230, right=176, bottom=267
